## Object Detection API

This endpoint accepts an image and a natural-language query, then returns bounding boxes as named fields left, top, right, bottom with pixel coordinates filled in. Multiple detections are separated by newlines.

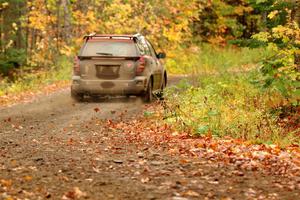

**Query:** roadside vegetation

left=166, top=44, right=271, bottom=75
left=164, top=46, right=299, bottom=147
left=0, top=56, right=71, bottom=96
left=161, top=0, right=300, bottom=147
left=0, top=0, right=299, bottom=146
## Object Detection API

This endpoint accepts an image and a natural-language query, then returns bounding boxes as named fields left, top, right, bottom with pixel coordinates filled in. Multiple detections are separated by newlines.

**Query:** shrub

left=163, top=44, right=299, bottom=147
left=0, top=48, right=26, bottom=76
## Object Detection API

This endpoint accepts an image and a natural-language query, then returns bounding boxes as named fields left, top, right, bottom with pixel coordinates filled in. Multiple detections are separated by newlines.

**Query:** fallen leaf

left=113, top=159, right=123, bottom=164
left=141, top=177, right=150, bottom=183
left=183, top=190, right=200, bottom=197
left=93, top=167, right=100, bottom=173
left=23, top=175, right=33, bottom=181
left=62, top=187, right=86, bottom=199
left=0, top=179, right=12, bottom=187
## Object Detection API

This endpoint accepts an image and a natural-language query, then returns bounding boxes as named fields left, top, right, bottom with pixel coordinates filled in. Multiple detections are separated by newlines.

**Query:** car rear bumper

left=71, top=76, right=147, bottom=95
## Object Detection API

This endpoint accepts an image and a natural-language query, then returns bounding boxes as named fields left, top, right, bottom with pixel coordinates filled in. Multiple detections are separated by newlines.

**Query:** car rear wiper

left=96, top=52, right=113, bottom=56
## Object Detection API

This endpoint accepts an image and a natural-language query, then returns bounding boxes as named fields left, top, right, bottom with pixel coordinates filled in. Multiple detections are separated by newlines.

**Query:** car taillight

left=136, top=56, right=146, bottom=74
left=73, top=56, right=80, bottom=75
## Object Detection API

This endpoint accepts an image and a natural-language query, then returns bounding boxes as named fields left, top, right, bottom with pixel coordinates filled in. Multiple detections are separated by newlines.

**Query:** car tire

left=142, top=79, right=153, bottom=103
left=157, top=76, right=166, bottom=100
left=71, top=90, right=84, bottom=102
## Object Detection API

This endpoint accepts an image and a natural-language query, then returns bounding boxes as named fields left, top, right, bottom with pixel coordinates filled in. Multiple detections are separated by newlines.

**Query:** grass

left=0, top=56, right=71, bottom=97
left=165, top=44, right=272, bottom=74
left=164, top=44, right=299, bottom=147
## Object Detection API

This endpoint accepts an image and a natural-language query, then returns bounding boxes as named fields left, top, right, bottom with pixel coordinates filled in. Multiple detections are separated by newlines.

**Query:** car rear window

left=80, top=40, right=138, bottom=57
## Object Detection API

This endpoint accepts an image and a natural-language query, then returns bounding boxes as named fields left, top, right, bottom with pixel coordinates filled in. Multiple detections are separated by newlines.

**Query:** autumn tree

left=251, top=0, right=299, bottom=100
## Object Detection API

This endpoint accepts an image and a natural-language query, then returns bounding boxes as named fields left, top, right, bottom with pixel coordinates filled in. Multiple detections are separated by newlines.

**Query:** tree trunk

left=61, top=0, right=72, bottom=45
left=0, top=10, right=3, bottom=53
left=56, top=0, right=61, bottom=51
left=290, top=0, right=300, bottom=71
left=16, top=1, right=23, bottom=49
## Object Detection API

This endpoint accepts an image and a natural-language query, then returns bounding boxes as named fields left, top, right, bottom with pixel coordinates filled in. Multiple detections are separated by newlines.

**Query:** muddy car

left=71, top=33, right=167, bottom=102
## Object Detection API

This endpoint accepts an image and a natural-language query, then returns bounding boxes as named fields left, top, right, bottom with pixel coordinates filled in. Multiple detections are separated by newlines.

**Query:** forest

left=0, top=0, right=299, bottom=145
left=1, top=1, right=300, bottom=199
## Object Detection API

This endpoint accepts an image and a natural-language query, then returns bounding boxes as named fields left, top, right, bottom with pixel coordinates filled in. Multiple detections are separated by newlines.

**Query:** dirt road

left=0, top=78, right=299, bottom=200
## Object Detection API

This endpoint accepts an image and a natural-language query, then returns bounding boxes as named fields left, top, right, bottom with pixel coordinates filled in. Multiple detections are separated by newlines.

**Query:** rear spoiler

left=78, top=56, right=141, bottom=61
left=83, top=33, right=142, bottom=42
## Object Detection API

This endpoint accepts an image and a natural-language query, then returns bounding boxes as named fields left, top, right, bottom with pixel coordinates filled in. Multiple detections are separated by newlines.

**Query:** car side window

left=146, top=40, right=156, bottom=58
left=136, top=40, right=145, bottom=55
left=136, top=38, right=151, bottom=56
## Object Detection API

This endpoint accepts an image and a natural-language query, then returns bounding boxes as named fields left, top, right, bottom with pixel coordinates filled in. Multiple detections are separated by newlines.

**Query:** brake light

left=136, top=56, right=146, bottom=74
left=73, top=56, right=80, bottom=75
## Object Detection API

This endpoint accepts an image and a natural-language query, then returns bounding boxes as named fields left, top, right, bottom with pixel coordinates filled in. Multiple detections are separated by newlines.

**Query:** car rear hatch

left=77, top=39, right=139, bottom=80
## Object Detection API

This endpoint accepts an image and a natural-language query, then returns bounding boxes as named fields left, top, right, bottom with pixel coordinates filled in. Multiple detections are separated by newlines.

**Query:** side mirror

left=157, top=52, right=166, bottom=59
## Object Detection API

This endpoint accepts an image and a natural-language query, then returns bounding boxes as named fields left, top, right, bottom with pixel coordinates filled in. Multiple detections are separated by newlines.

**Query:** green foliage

left=193, top=0, right=260, bottom=43
left=0, top=48, right=26, bottom=76
left=0, top=56, right=71, bottom=96
left=164, top=44, right=299, bottom=147
left=248, top=0, right=293, bottom=28
left=164, top=72, right=298, bottom=147
left=251, top=21, right=300, bottom=102
left=166, top=44, right=271, bottom=74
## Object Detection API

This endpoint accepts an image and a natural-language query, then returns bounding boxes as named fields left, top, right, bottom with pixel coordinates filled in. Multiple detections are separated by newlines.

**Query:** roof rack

left=83, top=33, right=142, bottom=41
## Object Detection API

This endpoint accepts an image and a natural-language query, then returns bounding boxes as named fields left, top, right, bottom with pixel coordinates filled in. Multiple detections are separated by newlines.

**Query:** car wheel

left=142, top=79, right=153, bottom=103
left=71, top=90, right=84, bottom=102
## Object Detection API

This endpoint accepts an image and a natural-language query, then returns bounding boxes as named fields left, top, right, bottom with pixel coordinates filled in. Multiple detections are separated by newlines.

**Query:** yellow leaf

left=23, top=175, right=33, bottom=181
left=268, top=10, right=278, bottom=19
